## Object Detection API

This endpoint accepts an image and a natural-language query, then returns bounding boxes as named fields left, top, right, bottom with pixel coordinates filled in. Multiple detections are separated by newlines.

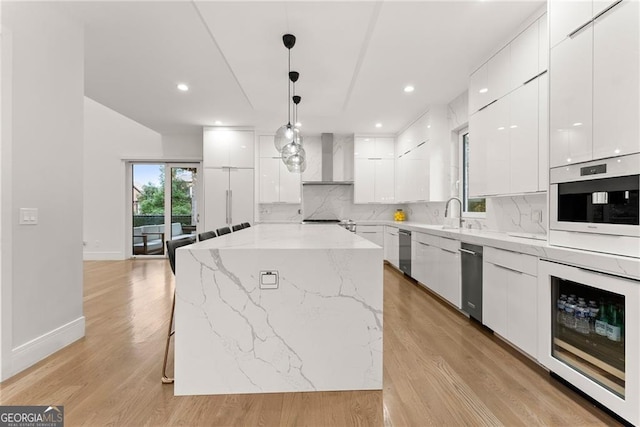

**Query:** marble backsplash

left=260, top=192, right=547, bottom=234
left=406, top=192, right=547, bottom=235
left=302, top=184, right=400, bottom=221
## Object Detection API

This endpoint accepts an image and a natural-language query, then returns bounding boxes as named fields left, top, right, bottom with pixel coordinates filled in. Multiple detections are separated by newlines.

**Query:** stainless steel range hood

left=302, top=133, right=354, bottom=185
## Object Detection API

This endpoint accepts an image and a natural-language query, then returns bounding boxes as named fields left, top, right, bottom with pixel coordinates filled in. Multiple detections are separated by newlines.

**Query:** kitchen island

left=174, top=224, right=383, bottom=396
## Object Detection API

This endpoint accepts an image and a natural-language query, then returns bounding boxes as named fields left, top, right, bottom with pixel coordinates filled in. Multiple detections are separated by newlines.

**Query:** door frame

left=125, top=160, right=202, bottom=259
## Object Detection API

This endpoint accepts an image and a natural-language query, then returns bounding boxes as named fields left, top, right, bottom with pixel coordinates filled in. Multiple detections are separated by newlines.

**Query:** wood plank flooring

left=0, top=260, right=622, bottom=426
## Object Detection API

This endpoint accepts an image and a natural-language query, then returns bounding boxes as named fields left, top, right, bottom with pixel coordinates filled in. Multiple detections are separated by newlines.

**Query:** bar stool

left=217, top=227, right=231, bottom=236
left=162, top=236, right=196, bottom=384
left=198, top=231, right=216, bottom=241
left=241, top=222, right=251, bottom=228
left=232, top=224, right=244, bottom=232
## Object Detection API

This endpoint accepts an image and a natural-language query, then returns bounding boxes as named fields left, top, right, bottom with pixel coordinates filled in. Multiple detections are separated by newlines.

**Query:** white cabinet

left=483, top=247, right=538, bottom=358
left=488, top=46, right=511, bottom=103
left=469, top=63, right=490, bottom=114
left=484, top=98, right=510, bottom=196
left=549, top=24, right=593, bottom=167
left=354, top=137, right=395, bottom=204
left=549, top=0, right=592, bottom=48
left=468, top=108, right=488, bottom=198
left=412, top=232, right=460, bottom=308
left=511, top=22, right=539, bottom=91
left=471, top=75, right=547, bottom=196
left=384, top=226, right=399, bottom=268
left=259, top=158, right=301, bottom=204
left=203, top=128, right=254, bottom=168
left=258, top=136, right=301, bottom=204
left=593, top=0, right=639, bottom=160
left=509, top=80, right=540, bottom=194
left=394, top=106, right=448, bottom=202
left=468, top=13, right=548, bottom=197
left=356, top=225, right=384, bottom=247
left=203, top=168, right=254, bottom=230
left=538, top=73, right=549, bottom=190
left=549, top=0, right=638, bottom=167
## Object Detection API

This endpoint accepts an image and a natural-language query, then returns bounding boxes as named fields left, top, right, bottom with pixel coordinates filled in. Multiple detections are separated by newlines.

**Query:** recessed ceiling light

left=614, top=148, right=621, bottom=154
left=479, top=88, right=488, bottom=94
left=572, top=122, right=583, bottom=127
left=567, top=158, right=572, bottom=163
left=375, top=123, right=382, bottom=128
left=497, top=126, right=505, bottom=130
left=214, top=120, right=222, bottom=125
left=177, top=83, right=189, bottom=92
left=364, top=138, right=370, bottom=142
left=510, top=125, right=518, bottom=129
left=295, top=122, right=302, bottom=127
left=404, top=85, right=415, bottom=93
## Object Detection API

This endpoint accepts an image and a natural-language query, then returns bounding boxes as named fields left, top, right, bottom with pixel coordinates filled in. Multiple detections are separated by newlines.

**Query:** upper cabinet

left=203, top=128, right=255, bottom=168
left=354, top=137, right=395, bottom=204
left=258, top=135, right=301, bottom=204
left=549, top=0, right=639, bottom=167
left=468, top=12, right=549, bottom=197
left=394, top=106, right=449, bottom=203
left=469, top=14, right=547, bottom=116
left=592, top=0, right=639, bottom=160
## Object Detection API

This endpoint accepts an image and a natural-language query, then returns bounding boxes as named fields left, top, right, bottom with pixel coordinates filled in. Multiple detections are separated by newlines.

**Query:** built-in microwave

left=550, top=153, right=640, bottom=258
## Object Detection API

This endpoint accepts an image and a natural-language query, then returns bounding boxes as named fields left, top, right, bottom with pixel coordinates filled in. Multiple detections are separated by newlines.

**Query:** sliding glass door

left=131, top=163, right=200, bottom=257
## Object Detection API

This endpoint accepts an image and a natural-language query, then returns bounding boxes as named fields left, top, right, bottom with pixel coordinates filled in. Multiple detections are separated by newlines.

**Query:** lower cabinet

left=483, top=246, right=538, bottom=358
left=412, top=232, right=461, bottom=309
left=356, top=225, right=384, bottom=247
left=384, top=226, right=399, bottom=268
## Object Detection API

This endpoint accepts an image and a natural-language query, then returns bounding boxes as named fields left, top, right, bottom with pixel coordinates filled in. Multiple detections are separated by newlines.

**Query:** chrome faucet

left=444, top=197, right=463, bottom=228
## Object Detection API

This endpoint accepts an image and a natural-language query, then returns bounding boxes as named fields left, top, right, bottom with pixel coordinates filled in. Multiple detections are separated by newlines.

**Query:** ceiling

left=61, top=0, right=545, bottom=136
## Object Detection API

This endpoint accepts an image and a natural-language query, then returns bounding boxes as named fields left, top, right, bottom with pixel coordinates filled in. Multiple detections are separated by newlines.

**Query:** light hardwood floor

left=0, top=260, right=621, bottom=426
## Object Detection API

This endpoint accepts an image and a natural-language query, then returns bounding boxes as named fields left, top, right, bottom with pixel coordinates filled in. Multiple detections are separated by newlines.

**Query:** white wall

left=83, top=97, right=202, bottom=260
left=1, top=2, right=85, bottom=379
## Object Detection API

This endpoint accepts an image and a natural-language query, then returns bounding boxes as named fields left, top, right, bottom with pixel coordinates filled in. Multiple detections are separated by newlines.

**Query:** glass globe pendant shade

left=280, top=141, right=302, bottom=160
left=274, top=124, right=295, bottom=152
left=286, top=158, right=306, bottom=173
left=283, top=146, right=306, bottom=173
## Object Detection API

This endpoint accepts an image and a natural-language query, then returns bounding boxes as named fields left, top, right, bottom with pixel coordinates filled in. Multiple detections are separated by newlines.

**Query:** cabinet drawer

left=439, top=236, right=460, bottom=253
left=413, top=231, right=439, bottom=247
left=357, top=225, right=383, bottom=233
left=485, top=246, right=537, bottom=276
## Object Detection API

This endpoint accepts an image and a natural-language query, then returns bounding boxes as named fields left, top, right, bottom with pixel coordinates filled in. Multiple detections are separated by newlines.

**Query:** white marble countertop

left=356, top=220, right=640, bottom=280
left=188, top=223, right=379, bottom=250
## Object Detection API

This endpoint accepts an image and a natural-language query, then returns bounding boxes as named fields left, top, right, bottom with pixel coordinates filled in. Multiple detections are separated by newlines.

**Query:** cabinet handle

left=567, top=20, right=593, bottom=39
left=440, top=248, right=458, bottom=255
left=459, top=248, right=477, bottom=256
left=368, top=157, right=383, bottom=160
left=492, top=263, right=524, bottom=275
left=523, top=70, right=548, bottom=86
left=417, top=241, right=430, bottom=247
left=225, top=190, right=230, bottom=224
left=593, top=0, right=623, bottom=22
left=360, top=231, right=377, bottom=234
left=478, top=99, right=498, bottom=112
left=417, top=141, right=427, bottom=148
left=229, top=190, right=233, bottom=224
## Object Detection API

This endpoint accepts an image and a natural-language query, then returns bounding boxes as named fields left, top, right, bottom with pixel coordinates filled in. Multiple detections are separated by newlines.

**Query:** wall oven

left=550, top=153, right=640, bottom=258
left=538, top=260, right=640, bottom=425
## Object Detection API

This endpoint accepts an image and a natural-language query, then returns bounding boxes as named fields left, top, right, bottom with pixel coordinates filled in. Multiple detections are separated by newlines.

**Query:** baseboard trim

left=10, top=316, right=85, bottom=377
left=83, top=251, right=123, bottom=261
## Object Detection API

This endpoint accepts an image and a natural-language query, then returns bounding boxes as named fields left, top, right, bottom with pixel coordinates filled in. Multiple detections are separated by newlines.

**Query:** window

left=460, top=130, right=486, bottom=216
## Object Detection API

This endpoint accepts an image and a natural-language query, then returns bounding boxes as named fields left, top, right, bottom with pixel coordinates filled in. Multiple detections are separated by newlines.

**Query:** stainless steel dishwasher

left=399, top=229, right=411, bottom=277
left=460, top=243, right=483, bottom=322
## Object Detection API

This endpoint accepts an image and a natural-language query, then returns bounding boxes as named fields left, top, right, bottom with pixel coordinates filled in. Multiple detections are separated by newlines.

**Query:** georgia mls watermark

left=0, top=406, right=63, bottom=427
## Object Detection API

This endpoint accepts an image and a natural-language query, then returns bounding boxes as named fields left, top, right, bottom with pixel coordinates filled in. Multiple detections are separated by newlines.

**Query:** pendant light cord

left=287, top=48, right=291, bottom=126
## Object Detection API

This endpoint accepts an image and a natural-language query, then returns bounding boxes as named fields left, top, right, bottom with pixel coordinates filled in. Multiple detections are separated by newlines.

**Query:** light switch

left=260, top=271, right=279, bottom=289
left=19, top=208, right=38, bottom=225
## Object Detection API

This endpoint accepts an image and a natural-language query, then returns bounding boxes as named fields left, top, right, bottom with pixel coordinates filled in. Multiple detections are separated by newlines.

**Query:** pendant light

left=274, top=34, right=297, bottom=153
